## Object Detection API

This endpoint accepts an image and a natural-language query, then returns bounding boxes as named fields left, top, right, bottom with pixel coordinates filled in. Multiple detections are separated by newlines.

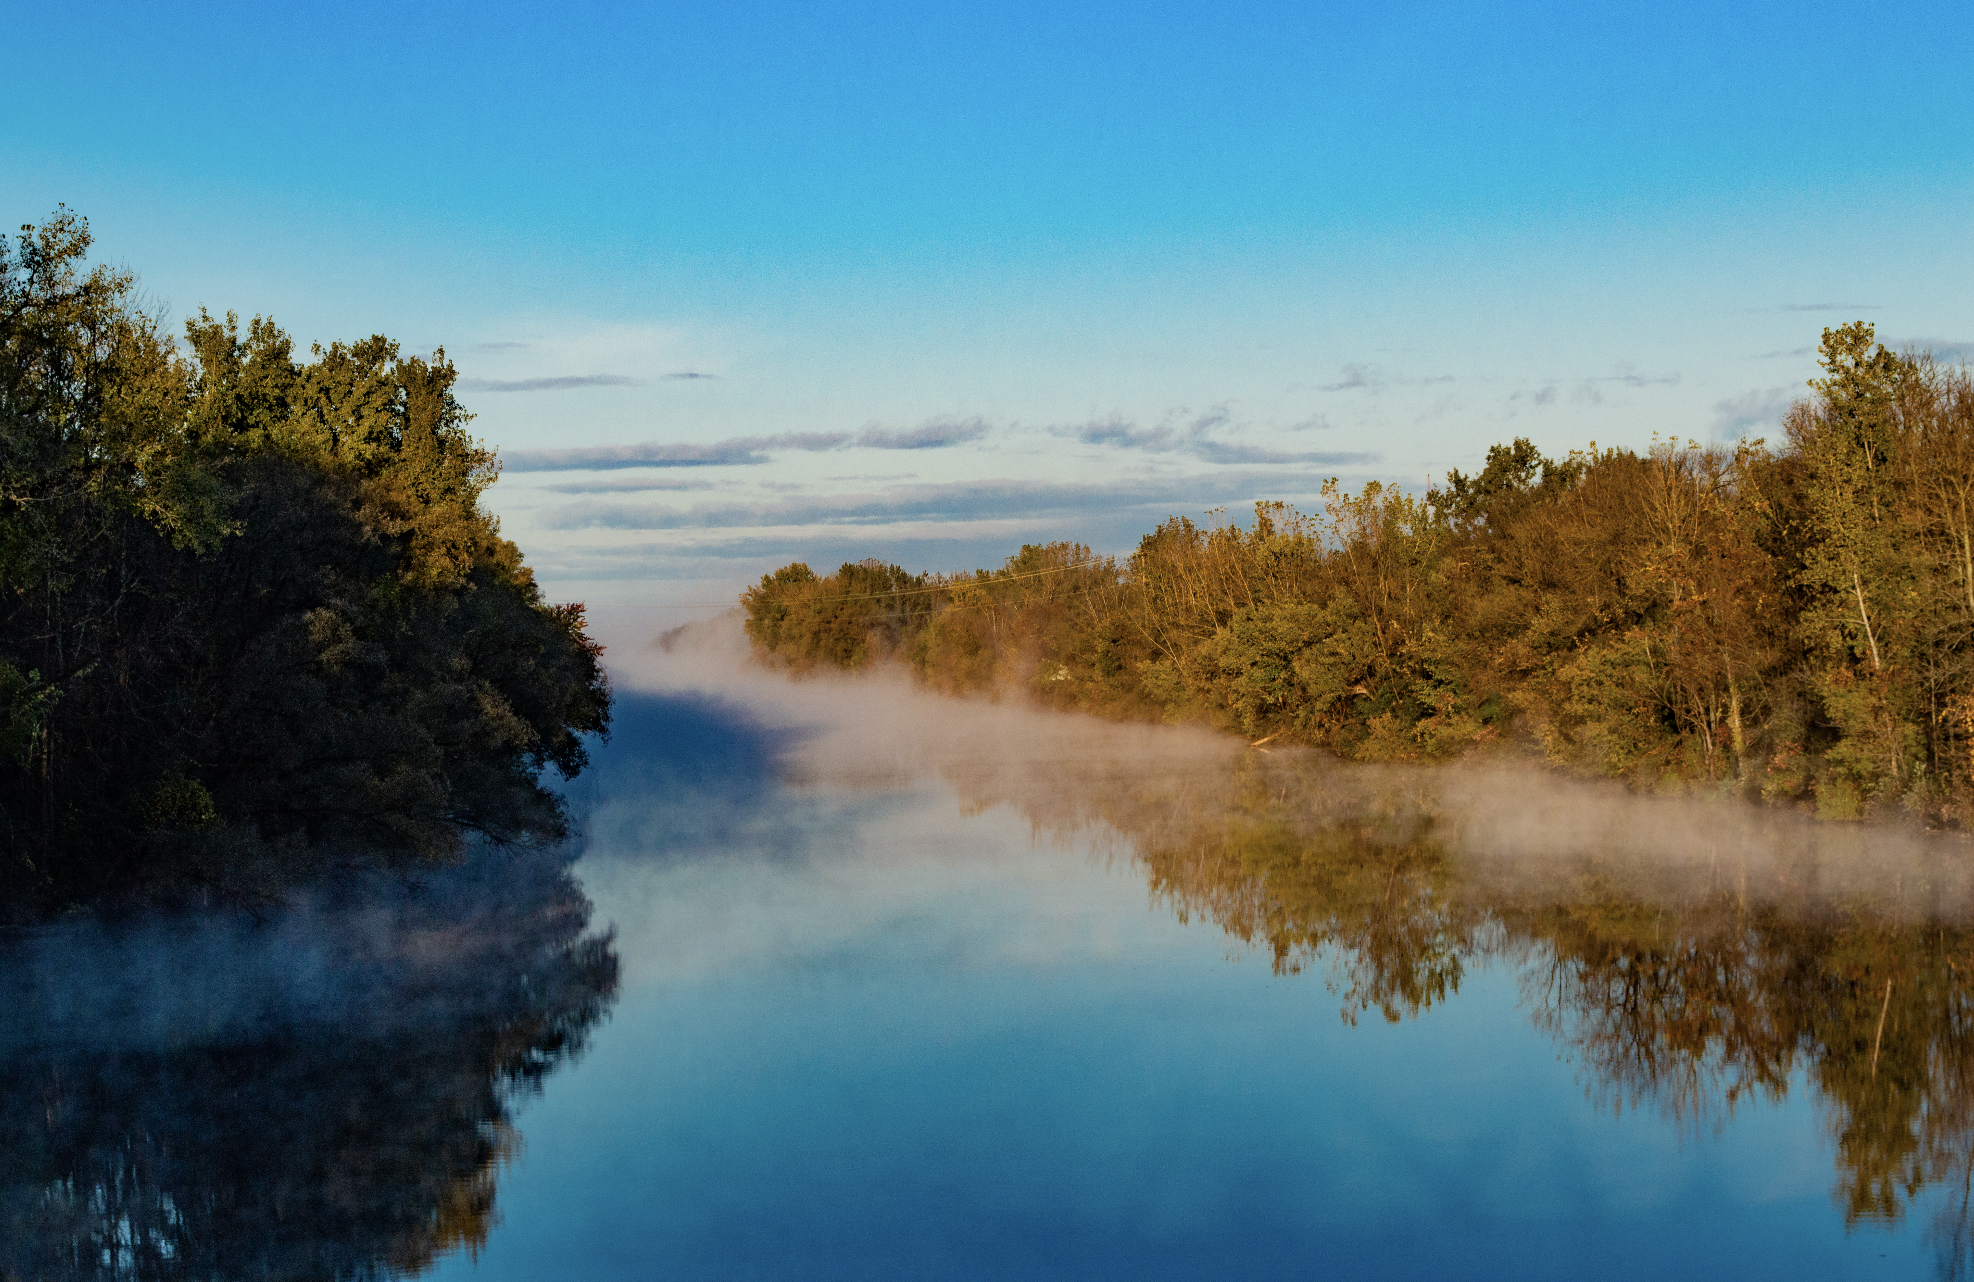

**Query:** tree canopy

left=0, top=210, right=609, bottom=916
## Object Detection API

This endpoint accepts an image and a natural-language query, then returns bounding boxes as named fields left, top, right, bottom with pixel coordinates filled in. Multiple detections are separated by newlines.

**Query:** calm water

left=7, top=655, right=1974, bottom=1279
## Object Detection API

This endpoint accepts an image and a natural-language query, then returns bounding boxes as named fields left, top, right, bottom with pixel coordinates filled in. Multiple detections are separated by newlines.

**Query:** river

left=4, top=622, right=1970, bottom=1279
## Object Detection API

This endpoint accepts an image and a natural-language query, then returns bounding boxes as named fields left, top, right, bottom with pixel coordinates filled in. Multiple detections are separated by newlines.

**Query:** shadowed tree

left=0, top=211, right=610, bottom=915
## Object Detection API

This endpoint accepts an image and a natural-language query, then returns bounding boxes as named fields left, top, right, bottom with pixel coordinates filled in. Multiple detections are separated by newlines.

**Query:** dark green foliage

left=0, top=211, right=609, bottom=915
left=744, top=325, right=1974, bottom=823
left=1429, top=435, right=1585, bottom=532
left=742, top=557, right=940, bottom=670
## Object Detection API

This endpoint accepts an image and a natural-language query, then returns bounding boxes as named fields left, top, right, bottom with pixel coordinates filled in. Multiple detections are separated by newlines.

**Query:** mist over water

left=10, top=614, right=1974, bottom=1279
left=0, top=846, right=618, bottom=1279
left=593, top=617, right=1974, bottom=1279
left=628, top=615, right=1974, bottom=923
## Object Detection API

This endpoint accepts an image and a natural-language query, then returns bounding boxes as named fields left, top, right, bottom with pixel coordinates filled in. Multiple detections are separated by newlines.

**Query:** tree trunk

left=1727, top=669, right=1747, bottom=783
left=1853, top=572, right=1882, bottom=670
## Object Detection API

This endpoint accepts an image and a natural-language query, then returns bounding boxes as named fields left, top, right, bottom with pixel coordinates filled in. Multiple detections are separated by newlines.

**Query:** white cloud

left=1710, top=388, right=1795, bottom=440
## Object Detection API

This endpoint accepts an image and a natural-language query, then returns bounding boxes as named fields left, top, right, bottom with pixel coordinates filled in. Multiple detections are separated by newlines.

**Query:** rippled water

left=8, top=631, right=1974, bottom=1279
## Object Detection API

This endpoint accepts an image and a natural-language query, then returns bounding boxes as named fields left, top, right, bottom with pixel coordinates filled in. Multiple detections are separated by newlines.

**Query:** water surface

left=7, top=644, right=1973, bottom=1279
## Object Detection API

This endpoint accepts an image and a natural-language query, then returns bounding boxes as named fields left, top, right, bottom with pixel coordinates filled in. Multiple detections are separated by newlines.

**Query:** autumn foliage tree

left=742, top=322, right=1974, bottom=825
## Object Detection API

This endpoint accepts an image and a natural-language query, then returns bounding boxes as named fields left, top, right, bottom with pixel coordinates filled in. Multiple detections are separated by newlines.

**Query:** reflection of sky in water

left=432, top=692, right=1923, bottom=1281
left=3, top=682, right=1950, bottom=1279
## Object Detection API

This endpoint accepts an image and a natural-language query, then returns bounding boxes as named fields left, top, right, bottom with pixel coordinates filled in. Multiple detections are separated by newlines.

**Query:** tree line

left=0, top=211, right=610, bottom=915
left=744, top=323, right=1974, bottom=823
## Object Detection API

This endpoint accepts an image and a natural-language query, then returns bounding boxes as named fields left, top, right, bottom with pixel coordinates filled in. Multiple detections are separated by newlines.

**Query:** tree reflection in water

left=0, top=844, right=618, bottom=1281
left=939, top=746, right=1974, bottom=1277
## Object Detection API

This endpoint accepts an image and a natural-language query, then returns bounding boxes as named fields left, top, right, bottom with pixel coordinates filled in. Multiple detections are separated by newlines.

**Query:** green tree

left=0, top=211, right=610, bottom=914
left=1788, top=323, right=1923, bottom=814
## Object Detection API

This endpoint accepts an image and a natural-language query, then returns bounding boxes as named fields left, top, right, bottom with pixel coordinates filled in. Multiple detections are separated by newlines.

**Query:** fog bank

left=612, top=615, right=1974, bottom=921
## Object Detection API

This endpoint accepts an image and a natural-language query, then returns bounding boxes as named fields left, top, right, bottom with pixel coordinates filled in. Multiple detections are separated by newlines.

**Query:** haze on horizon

left=8, top=0, right=1969, bottom=623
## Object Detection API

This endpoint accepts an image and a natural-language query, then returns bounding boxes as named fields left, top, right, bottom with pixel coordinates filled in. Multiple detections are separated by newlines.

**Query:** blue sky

left=8, top=0, right=1970, bottom=618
